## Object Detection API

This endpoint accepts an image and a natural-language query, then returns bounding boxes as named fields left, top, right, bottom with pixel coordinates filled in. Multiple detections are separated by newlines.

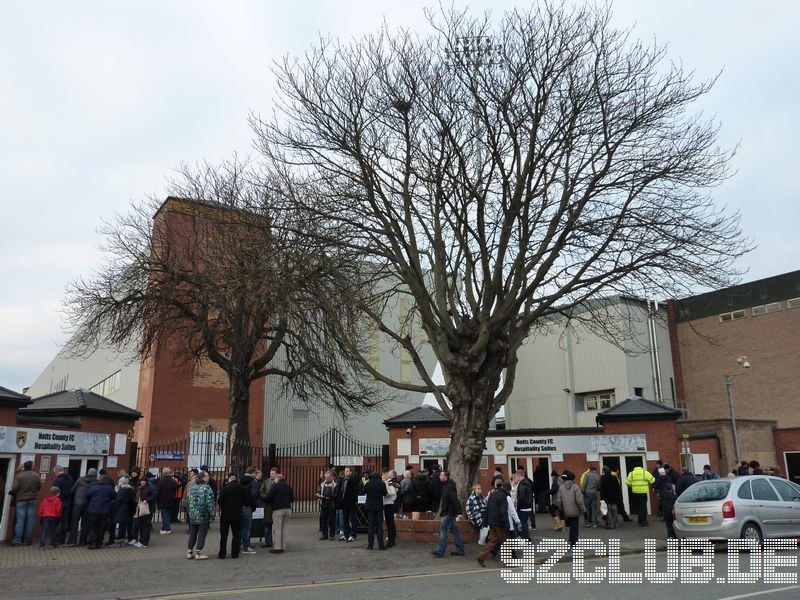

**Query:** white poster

left=396, top=438, right=411, bottom=456
left=0, top=426, right=110, bottom=455
left=113, top=433, right=127, bottom=455
left=107, top=456, right=118, bottom=468
left=56, top=455, right=70, bottom=468
left=418, top=438, right=450, bottom=456
left=394, top=459, right=406, bottom=473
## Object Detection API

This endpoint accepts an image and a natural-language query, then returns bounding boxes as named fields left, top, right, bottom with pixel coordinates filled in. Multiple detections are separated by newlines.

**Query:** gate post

left=382, top=444, right=390, bottom=471
left=267, top=443, right=276, bottom=471
left=129, top=441, right=138, bottom=472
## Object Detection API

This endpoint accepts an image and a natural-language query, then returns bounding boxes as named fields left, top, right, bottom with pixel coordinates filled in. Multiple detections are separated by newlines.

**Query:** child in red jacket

left=38, top=486, right=63, bottom=549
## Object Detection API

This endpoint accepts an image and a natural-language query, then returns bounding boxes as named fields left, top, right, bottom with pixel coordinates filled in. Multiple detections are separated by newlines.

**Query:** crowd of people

left=7, top=461, right=295, bottom=559
left=8, top=456, right=785, bottom=563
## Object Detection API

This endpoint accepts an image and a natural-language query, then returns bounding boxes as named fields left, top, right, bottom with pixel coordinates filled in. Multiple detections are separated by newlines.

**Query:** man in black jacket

left=363, top=471, right=387, bottom=550
left=599, top=466, right=621, bottom=529
left=478, top=484, right=508, bottom=567
left=514, top=469, right=535, bottom=540
left=432, top=471, right=464, bottom=557
left=336, top=467, right=359, bottom=542
left=218, top=475, right=247, bottom=559
left=156, top=468, right=177, bottom=534
left=264, top=474, right=293, bottom=553
left=52, top=465, right=74, bottom=545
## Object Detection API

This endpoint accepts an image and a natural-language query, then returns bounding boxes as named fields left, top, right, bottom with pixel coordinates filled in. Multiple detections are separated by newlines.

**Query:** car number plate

left=687, top=516, right=710, bottom=523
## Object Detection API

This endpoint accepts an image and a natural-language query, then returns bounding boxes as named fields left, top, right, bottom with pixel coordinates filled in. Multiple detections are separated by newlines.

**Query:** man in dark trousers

left=336, top=467, right=359, bottom=542
left=478, top=482, right=509, bottom=567
left=52, top=465, right=74, bottom=545
left=218, top=474, right=247, bottom=559
left=432, top=470, right=464, bottom=557
left=156, top=468, right=177, bottom=534
left=83, top=469, right=116, bottom=549
left=362, top=471, right=387, bottom=550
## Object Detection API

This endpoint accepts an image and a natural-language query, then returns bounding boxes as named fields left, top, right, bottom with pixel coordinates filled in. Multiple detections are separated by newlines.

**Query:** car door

left=767, top=478, right=800, bottom=536
left=750, top=477, right=785, bottom=537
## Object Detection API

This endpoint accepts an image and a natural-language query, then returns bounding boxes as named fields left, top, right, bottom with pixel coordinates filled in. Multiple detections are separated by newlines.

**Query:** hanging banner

left=0, top=426, right=110, bottom=455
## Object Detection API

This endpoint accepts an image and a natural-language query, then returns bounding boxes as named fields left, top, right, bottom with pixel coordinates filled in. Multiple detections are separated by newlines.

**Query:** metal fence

left=130, top=427, right=388, bottom=516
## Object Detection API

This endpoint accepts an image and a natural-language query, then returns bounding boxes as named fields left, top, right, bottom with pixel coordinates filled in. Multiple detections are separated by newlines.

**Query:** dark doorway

left=0, top=457, right=11, bottom=529
left=68, top=459, right=82, bottom=482
left=786, top=452, right=800, bottom=486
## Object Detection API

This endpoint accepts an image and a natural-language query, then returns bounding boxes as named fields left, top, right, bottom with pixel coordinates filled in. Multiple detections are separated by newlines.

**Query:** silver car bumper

left=673, top=517, right=741, bottom=541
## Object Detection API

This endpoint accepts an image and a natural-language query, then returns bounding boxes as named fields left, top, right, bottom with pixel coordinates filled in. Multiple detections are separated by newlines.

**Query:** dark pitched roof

left=596, top=396, right=682, bottom=423
left=20, top=388, right=141, bottom=420
left=0, top=385, right=31, bottom=407
left=384, top=405, right=450, bottom=426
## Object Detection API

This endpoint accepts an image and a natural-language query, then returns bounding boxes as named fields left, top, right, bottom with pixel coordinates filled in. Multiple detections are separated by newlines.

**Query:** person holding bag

left=132, top=478, right=155, bottom=548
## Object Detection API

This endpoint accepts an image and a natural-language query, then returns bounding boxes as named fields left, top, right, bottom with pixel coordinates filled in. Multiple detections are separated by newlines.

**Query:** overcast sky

left=1, top=1, right=798, bottom=394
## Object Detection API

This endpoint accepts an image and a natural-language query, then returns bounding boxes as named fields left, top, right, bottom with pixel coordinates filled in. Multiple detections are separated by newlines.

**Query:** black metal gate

left=131, top=426, right=266, bottom=484
left=271, top=429, right=387, bottom=515
left=130, top=427, right=387, bottom=517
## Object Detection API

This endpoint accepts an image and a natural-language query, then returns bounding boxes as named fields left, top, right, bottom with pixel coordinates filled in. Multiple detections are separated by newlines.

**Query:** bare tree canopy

left=255, top=3, right=750, bottom=496
left=64, top=158, right=387, bottom=444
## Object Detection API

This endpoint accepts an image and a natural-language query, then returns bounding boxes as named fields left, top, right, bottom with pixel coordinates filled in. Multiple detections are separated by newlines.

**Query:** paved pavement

left=0, top=514, right=670, bottom=599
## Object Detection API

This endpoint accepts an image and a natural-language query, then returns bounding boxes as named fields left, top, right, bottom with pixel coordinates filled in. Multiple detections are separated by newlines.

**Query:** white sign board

left=114, top=433, right=128, bottom=455
left=483, top=434, right=647, bottom=456
left=0, top=426, right=110, bottom=455
left=418, top=438, right=450, bottom=456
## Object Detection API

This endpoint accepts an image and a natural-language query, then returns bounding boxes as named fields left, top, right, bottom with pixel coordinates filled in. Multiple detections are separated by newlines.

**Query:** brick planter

left=394, top=514, right=479, bottom=543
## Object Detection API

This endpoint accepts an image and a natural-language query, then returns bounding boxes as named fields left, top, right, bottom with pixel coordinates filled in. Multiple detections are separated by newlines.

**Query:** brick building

left=385, top=397, right=683, bottom=516
left=669, top=270, right=800, bottom=482
left=0, top=387, right=140, bottom=542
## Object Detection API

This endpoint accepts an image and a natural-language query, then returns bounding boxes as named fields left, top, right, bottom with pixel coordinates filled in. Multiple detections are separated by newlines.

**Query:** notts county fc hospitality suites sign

left=0, top=426, right=110, bottom=455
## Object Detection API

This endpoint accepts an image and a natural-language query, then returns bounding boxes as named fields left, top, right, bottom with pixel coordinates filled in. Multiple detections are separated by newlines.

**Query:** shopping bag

left=600, top=500, right=608, bottom=516
left=479, top=526, right=489, bottom=545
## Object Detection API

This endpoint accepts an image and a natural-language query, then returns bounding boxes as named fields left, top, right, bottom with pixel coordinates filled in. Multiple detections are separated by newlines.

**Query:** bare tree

left=64, top=158, right=386, bottom=447
left=254, top=3, right=751, bottom=498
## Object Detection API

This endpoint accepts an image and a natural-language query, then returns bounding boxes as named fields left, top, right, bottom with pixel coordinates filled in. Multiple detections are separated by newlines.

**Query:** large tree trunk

left=445, top=370, right=502, bottom=506
left=228, top=370, right=252, bottom=474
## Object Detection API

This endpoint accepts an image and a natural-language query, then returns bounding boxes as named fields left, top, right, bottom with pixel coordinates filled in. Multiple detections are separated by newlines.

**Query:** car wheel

left=740, top=522, right=762, bottom=546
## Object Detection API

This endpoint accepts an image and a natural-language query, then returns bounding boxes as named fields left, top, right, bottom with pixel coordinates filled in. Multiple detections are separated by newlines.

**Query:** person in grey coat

left=66, top=468, right=97, bottom=546
left=557, top=471, right=585, bottom=548
left=581, top=466, right=601, bottom=527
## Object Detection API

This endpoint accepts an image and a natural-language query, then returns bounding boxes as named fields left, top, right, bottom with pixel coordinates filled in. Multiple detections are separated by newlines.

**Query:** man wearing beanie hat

left=113, top=476, right=136, bottom=546
left=38, top=487, right=63, bottom=549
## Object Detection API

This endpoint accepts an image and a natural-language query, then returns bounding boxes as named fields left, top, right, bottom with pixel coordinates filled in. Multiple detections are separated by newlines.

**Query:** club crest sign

left=495, top=439, right=505, bottom=452
left=16, top=430, right=28, bottom=448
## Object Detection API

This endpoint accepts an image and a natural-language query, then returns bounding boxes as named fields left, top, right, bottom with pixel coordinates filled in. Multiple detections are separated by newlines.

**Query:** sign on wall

left=0, top=426, right=110, bottom=455
left=410, top=433, right=648, bottom=458
left=418, top=438, right=450, bottom=456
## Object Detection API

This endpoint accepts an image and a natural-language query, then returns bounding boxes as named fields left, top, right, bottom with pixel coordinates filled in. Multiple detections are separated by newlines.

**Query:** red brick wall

left=674, top=305, right=800, bottom=427
left=137, top=341, right=265, bottom=446
left=2, top=414, right=137, bottom=542
left=687, top=437, right=722, bottom=474
left=774, top=428, right=800, bottom=478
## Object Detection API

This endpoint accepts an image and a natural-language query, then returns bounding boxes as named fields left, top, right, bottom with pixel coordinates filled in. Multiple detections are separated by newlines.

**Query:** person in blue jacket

left=83, top=469, right=117, bottom=549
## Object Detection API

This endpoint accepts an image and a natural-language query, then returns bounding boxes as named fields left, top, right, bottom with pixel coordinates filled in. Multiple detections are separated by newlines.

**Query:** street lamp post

left=724, top=356, right=751, bottom=466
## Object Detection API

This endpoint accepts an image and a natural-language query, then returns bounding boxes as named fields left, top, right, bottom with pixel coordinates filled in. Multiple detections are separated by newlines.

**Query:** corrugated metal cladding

left=674, top=270, right=800, bottom=322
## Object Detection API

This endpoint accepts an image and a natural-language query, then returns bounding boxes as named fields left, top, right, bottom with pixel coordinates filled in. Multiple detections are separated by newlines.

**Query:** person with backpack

left=513, top=469, right=535, bottom=539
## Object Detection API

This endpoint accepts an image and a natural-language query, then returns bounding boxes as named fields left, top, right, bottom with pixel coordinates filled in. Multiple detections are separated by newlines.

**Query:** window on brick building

left=751, top=302, right=781, bottom=316
left=719, top=309, right=746, bottom=322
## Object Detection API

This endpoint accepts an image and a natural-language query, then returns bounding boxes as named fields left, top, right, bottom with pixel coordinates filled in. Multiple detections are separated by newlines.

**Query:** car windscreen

left=676, top=481, right=731, bottom=503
